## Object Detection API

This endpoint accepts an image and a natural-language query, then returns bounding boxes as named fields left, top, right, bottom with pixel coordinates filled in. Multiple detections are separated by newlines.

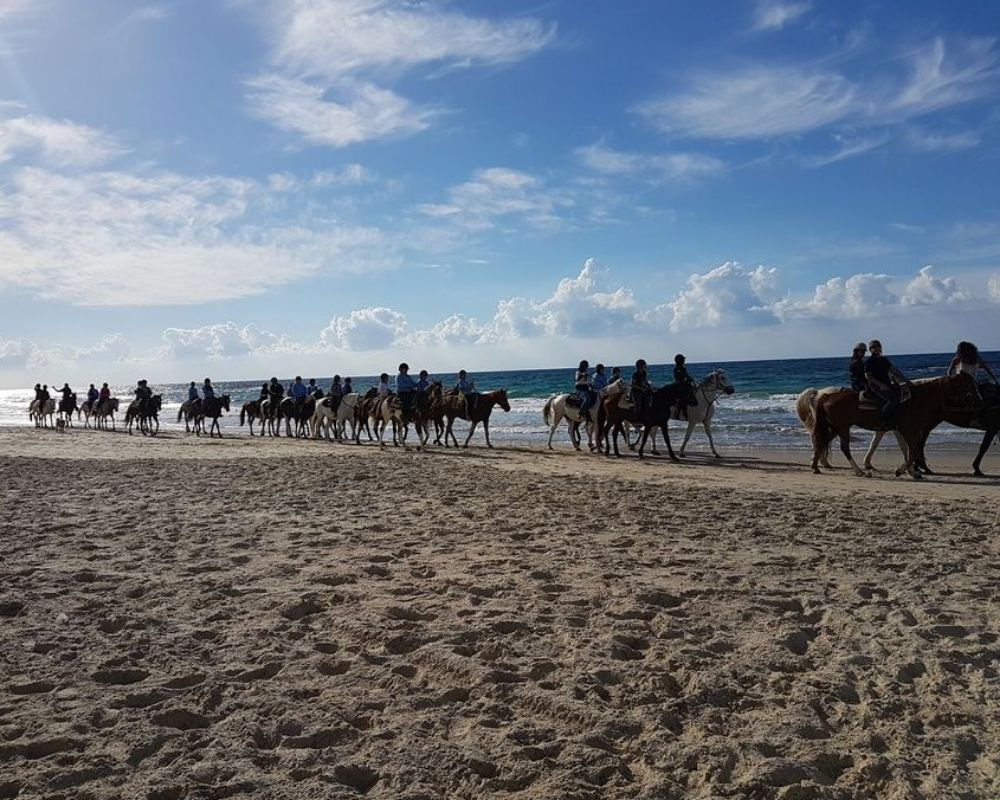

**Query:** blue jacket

left=291, top=382, right=308, bottom=399
left=88, top=388, right=100, bottom=402
left=456, top=378, right=476, bottom=394
left=416, top=378, right=431, bottom=392
left=592, top=373, right=608, bottom=392
left=203, top=384, right=215, bottom=399
left=188, top=386, right=199, bottom=402
left=395, top=373, right=417, bottom=393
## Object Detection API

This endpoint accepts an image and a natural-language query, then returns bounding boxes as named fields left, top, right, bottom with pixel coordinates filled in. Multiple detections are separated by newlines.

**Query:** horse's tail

left=796, top=388, right=819, bottom=431
left=240, top=405, right=247, bottom=426
left=543, top=395, right=554, bottom=427
left=176, top=406, right=184, bottom=423
left=812, top=393, right=835, bottom=455
left=595, top=394, right=605, bottom=442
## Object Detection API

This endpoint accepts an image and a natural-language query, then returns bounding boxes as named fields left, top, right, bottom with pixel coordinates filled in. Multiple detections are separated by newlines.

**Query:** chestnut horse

left=440, top=389, right=511, bottom=448
left=596, top=383, right=687, bottom=459
left=810, top=374, right=977, bottom=478
left=195, top=394, right=231, bottom=438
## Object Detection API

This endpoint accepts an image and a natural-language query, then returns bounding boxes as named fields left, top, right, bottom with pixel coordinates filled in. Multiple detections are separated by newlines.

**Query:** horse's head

left=222, top=394, right=231, bottom=411
left=152, top=394, right=163, bottom=410
left=497, top=388, right=511, bottom=412
left=705, top=369, right=735, bottom=395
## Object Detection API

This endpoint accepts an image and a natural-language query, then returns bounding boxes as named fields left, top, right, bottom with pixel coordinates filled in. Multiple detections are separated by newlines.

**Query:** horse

left=413, top=383, right=444, bottom=447
left=239, top=400, right=264, bottom=436
left=810, top=374, right=977, bottom=478
left=675, top=369, right=735, bottom=457
left=79, top=399, right=99, bottom=429
left=177, top=399, right=201, bottom=433
left=194, top=394, right=231, bottom=438
left=858, top=386, right=1000, bottom=477
left=95, top=397, right=119, bottom=431
left=440, top=389, right=511, bottom=448
left=125, top=394, right=162, bottom=436
left=541, top=380, right=631, bottom=452
left=371, top=391, right=431, bottom=450
left=279, top=396, right=315, bottom=438
left=29, top=398, right=55, bottom=428
left=57, top=394, right=78, bottom=426
left=596, top=383, right=687, bottom=459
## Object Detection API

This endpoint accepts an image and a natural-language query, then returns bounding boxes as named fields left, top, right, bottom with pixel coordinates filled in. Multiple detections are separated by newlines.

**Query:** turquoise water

left=3, top=351, right=996, bottom=450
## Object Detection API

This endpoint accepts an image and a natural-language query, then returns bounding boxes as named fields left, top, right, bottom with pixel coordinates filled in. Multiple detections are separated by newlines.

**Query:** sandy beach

left=2, top=427, right=999, bottom=799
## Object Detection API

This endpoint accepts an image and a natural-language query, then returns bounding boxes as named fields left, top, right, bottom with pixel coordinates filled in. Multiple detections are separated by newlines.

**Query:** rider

left=86, top=383, right=100, bottom=411
left=188, top=381, right=199, bottom=403
left=202, top=378, right=215, bottom=403
left=98, top=382, right=111, bottom=411
left=376, top=373, right=391, bottom=399
left=574, top=360, right=592, bottom=417
left=267, top=377, right=284, bottom=409
left=849, top=343, right=868, bottom=392
left=258, top=382, right=269, bottom=402
left=949, top=341, right=998, bottom=407
left=343, top=377, right=353, bottom=396
left=290, top=376, right=308, bottom=407
left=54, top=382, right=73, bottom=408
left=864, top=340, right=909, bottom=424
left=395, top=363, right=417, bottom=415
left=39, top=384, right=50, bottom=410
left=673, top=354, right=697, bottom=419
left=135, top=380, right=152, bottom=414
left=327, top=375, right=344, bottom=409
left=592, top=363, right=608, bottom=394
left=416, top=370, right=432, bottom=392
left=456, top=370, right=478, bottom=416
left=610, top=366, right=622, bottom=385
left=308, top=378, right=324, bottom=399
left=630, top=359, right=651, bottom=418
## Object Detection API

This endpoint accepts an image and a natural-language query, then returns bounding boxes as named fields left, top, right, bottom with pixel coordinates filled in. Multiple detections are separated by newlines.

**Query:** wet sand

left=1, top=427, right=999, bottom=799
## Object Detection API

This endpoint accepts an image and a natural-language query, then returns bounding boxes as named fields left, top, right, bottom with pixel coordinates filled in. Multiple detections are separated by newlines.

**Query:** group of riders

left=847, top=339, right=997, bottom=424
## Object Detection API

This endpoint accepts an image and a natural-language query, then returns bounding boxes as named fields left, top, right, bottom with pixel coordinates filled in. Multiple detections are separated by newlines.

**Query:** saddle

left=858, top=384, right=911, bottom=410
left=565, top=394, right=581, bottom=409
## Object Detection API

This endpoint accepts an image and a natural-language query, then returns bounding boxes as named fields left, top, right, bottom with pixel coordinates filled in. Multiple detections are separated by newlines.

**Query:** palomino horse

left=810, top=374, right=977, bottom=478
left=95, top=397, right=119, bottom=430
left=440, top=389, right=511, bottom=448
left=195, top=394, right=231, bottom=438
left=29, top=398, right=55, bottom=428
left=125, top=395, right=162, bottom=436
left=541, top=380, right=632, bottom=451
left=279, top=396, right=316, bottom=438
left=596, top=383, right=687, bottom=459
left=177, top=399, right=201, bottom=433
left=239, top=400, right=264, bottom=436
left=858, top=385, right=1000, bottom=477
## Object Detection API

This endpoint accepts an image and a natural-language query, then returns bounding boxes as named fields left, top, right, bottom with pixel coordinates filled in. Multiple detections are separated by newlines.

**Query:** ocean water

left=3, top=351, right=996, bottom=450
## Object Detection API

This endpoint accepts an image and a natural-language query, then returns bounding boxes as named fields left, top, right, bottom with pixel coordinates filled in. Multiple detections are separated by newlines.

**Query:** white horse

left=676, top=369, right=735, bottom=457
left=371, top=396, right=421, bottom=450
left=311, top=393, right=366, bottom=442
left=29, top=398, right=55, bottom=428
left=543, top=380, right=628, bottom=451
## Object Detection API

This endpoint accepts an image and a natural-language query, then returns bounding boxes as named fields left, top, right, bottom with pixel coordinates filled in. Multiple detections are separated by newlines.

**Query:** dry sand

left=1, top=427, right=999, bottom=799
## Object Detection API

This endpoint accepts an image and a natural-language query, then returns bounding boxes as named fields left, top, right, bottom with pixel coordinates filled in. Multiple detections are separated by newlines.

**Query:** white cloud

left=668, top=262, right=780, bottom=332
left=412, top=314, right=487, bottom=347
left=637, top=38, right=999, bottom=144
left=773, top=273, right=895, bottom=320
left=899, top=265, right=968, bottom=305
left=0, top=166, right=391, bottom=306
left=418, top=167, right=570, bottom=232
left=803, top=132, right=890, bottom=167
left=0, top=337, right=34, bottom=369
left=320, top=307, right=408, bottom=350
left=246, top=75, right=435, bottom=148
left=575, top=142, right=724, bottom=182
left=904, top=127, right=980, bottom=152
left=0, top=111, right=123, bottom=166
left=162, top=323, right=288, bottom=359
left=247, top=0, right=554, bottom=148
left=751, top=0, right=811, bottom=32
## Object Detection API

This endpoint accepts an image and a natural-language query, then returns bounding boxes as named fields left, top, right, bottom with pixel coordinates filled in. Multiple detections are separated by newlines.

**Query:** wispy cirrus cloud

left=637, top=37, right=999, bottom=150
left=0, top=108, right=124, bottom=166
left=246, top=0, right=555, bottom=148
left=751, top=0, right=812, bottom=32
left=575, top=142, right=724, bottom=183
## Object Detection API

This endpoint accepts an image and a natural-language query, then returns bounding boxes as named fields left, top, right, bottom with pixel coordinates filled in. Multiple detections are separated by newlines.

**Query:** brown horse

left=240, top=400, right=264, bottom=436
left=909, top=391, right=1000, bottom=477
left=95, top=397, right=119, bottom=430
left=440, top=389, right=511, bottom=448
left=596, top=383, right=686, bottom=459
left=811, top=374, right=977, bottom=478
left=195, top=394, right=231, bottom=438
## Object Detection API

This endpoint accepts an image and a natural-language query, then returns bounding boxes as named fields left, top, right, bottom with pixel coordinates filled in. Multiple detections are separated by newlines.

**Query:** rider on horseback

left=327, top=376, right=343, bottom=409
left=575, top=360, right=593, bottom=417
left=98, top=382, right=111, bottom=411
left=673, top=354, right=697, bottom=420
left=630, top=359, right=651, bottom=418
left=308, top=378, right=324, bottom=399
left=949, top=341, right=998, bottom=408
left=849, top=343, right=868, bottom=392
left=268, top=377, right=284, bottom=408
left=864, top=340, right=909, bottom=425
left=395, top=363, right=417, bottom=416
left=202, top=379, right=215, bottom=414
left=290, top=376, right=308, bottom=407
left=135, top=380, right=152, bottom=415
left=456, top=370, right=478, bottom=417
left=592, top=364, right=608, bottom=394
left=343, top=377, right=353, bottom=395
left=55, top=382, right=73, bottom=406
left=416, top=370, right=432, bottom=392
left=86, top=384, right=99, bottom=410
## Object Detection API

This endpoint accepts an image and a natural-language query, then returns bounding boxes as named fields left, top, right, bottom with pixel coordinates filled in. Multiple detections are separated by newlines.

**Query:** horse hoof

left=974, top=469, right=985, bottom=477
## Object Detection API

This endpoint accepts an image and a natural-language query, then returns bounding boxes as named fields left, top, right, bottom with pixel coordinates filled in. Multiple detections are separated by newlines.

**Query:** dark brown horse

left=195, top=394, right=231, bottom=438
left=279, top=396, right=316, bottom=438
left=596, top=383, right=686, bottom=459
left=440, top=389, right=511, bottom=448
left=240, top=400, right=263, bottom=436
left=811, top=374, right=977, bottom=478
left=95, top=397, right=119, bottom=431
left=910, top=389, right=1000, bottom=477
left=125, top=394, right=162, bottom=436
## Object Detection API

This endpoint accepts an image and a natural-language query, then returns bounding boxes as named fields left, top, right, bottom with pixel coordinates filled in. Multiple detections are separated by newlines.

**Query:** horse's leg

left=679, top=420, right=695, bottom=456
left=464, top=421, right=477, bottom=448
left=704, top=420, right=720, bottom=458
left=863, top=431, right=884, bottom=471
left=637, top=425, right=650, bottom=459
left=837, top=428, right=866, bottom=477
left=483, top=419, right=493, bottom=449
left=547, top=411, right=559, bottom=450
left=660, top=424, right=678, bottom=461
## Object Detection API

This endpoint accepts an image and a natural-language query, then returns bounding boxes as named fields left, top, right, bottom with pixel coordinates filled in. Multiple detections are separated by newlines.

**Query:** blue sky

left=1, top=0, right=999, bottom=386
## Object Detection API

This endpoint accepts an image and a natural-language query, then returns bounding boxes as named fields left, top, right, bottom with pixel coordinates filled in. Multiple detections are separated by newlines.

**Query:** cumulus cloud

left=668, top=262, right=780, bottom=332
left=247, top=0, right=554, bottom=147
left=773, top=273, right=895, bottom=320
left=899, top=265, right=968, bottom=306
left=321, top=307, right=408, bottom=351
left=162, top=323, right=287, bottom=359
left=0, top=337, right=34, bottom=369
